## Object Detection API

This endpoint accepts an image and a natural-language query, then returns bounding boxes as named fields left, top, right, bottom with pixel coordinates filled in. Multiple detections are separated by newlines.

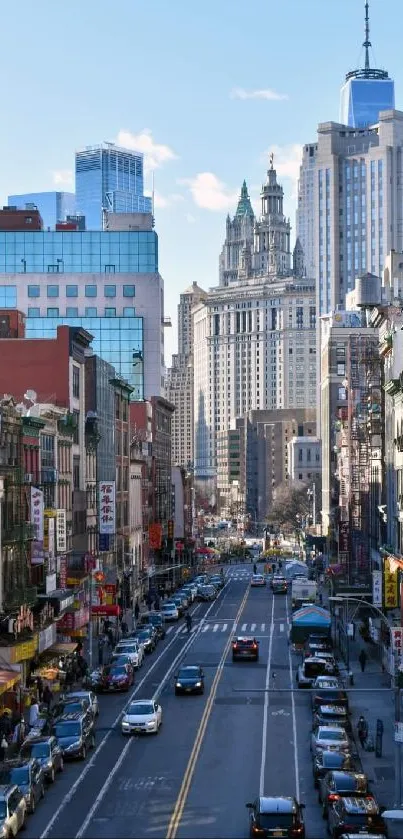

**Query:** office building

left=0, top=208, right=164, bottom=399
left=8, top=192, right=75, bottom=231
left=339, top=2, right=395, bottom=129
left=166, top=282, right=207, bottom=470
left=193, top=161, right=317, bottom=501
left=75, top=143, right=152, bottom=230
left=287, top=436, right=321, bottom=485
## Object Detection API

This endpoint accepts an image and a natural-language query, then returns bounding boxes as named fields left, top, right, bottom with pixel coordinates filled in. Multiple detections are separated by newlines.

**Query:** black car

left=209, top=575, right=225, bottom=590
left=311, top=678, right=349, bottom=710
left=175, top=666, right=205, bottom=695
left=312, top=750, right=356, bottom=787
left=19, top=736, right=64, bottom=783
left=313, top=704, right=352, bottom=733
left=131, top=627, right=157, bottom=653
left=232, top=637, right=259, bottom=661
left=139, top=612, right=166, bottom=639
left=50, top=712, right=95, bottom=760
left=246, top=796, right=305, bottom=838
left=327, top=796, right=385, bottom=838
left=0, top=758, right=45, bottom=814
left=51, top=697, right=92, bottom=722
left=319, top=771, right=370, bottom=817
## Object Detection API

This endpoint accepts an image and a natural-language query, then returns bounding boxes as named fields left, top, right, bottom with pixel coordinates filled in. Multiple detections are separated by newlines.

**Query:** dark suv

left=20, top=735, right=64, bottom=783
left=0, top=758, right=45, bottom=813
left=327, top=796, right=385, bottom=838
left=319, top=771, right=370, bottom=817
left=50, top=712, right=95, bottom=760
left=246, top=796, right=305, bottom=838
left=232, top=637, right=259, bottom=661
left=139, top=612, right=166, bottom=639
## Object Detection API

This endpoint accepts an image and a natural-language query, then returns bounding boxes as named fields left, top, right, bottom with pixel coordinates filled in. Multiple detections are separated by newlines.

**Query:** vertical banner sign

left=372, top=570, right=383, bottom=607
left=59, top=556, right=67, bottom=589
left=384, top=559, right=398, bottom=609
left=56, top=510, right=67, bottom=552
left=99, top=482, right=116, bottom=535
left=47, top=517, right=56, bottom=575
left=30, top=487, right=44, bottom=541
left=391, top=627, right=403, bottom=672
left=149, top=523, right=162, bottom=550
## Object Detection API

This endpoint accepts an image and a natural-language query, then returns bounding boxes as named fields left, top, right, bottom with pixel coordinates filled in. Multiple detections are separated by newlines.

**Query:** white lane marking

left=201, top=625, right=209, bottom=633
left=222, top=624, right=228, bottom=632
left=260, top=623, right=265, bottom=632
left=280, top=623, right=285, bottom=633
left=241, top=623, right=247, bottom=631
left=251, top=623, right=256, bottom=632
left=166, top=626, right=175, bottom=634
left=259, top=594, right=275, bottom=796
left=271, top=709, right=290, bottom=717
left=213, top=624, right=219, bottom=633
left=286, top=597, right=300, bottom=800
left=41, top=586, right=228, bottom=839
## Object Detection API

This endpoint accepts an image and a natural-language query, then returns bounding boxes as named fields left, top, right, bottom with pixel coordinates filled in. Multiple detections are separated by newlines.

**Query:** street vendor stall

left=289, top=605, right=331, bottom=645
left=31, top=641, right=78, bottom=693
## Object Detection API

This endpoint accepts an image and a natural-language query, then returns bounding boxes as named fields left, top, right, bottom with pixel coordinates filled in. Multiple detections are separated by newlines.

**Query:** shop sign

left=56, top=510, right=67, bottom=553
left=30, top=487, right=44, bottom=542
left=384, top=560, right=398, bottom=609
left=149, top=523, right=162, bottom=550
left=43, top=510, right=56, bottom=553
left=372, top=570, right=383, bottom=607
left=9, top=637, right=38, bottom=664
left=31, top=541, right=44, bottom=567
left=59, top=556, right=67, bottom=589
left=99, top=482, right=116, bottom=535
left=57, top=594, right=75, bottom=614
left=46, top=573, right=57, bottom=594
left=36, top=602, right=55, bottom=629
left=58, top=612, right=74, bottom=630
left=38, top=623, right=56, bottom=654
left=391, top=627, right=403, bottom=672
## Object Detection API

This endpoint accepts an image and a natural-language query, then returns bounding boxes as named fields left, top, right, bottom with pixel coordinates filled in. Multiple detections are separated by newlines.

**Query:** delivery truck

left=291, top=578, right=317, bottom=610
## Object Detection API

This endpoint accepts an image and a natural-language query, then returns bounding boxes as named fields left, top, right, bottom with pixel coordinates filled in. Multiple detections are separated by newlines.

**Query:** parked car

left=113, top=641, right=144, bottom=669
left=51, top=697, right=92, bottom=723
left=297, top=658, right=329, bottom=688
left=209, top=575, right=225, bottom=590
left=171, top=595, right=187, bottom=614
left=312, top=704, right=351, bottom=733
left=312, top=651, right=339, bottom=675
left=19, top=735, right=64, bottom=783
left=311, top=726, right=351, bottom=756
left=0, top=759, right=45, bottom=814
left=50, top=712, right=95, bottom=760
left=100, top=663, right=134, bottom=692
left=312, top=750, right=356, bottom=788
left=131, top=627, right=157, bottom=653
left=0, top=785, right=26, bottom=836
left=311, top=677, right=349, bottom=710
left=318, top=771, right=371, bottom=817
left=161, top=602, right=179, bottom=621
left=64, top=690, right=99, bottom=718
left=197, top=585, right=217, bottom=602
left=246, top=796, right=306, bottom=839
left=327, top=796, right=385, bottom=838
left=139, top=612, right=166, bottom=639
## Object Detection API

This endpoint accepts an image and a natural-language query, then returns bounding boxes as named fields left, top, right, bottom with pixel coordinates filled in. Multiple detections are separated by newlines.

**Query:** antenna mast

left=152, top=171, right=155, bottom=217
left=363, top=0, right=371, bottom=72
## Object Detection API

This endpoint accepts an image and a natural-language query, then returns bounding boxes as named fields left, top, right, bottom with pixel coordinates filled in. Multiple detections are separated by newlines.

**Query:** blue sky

left=0, top=0, right=401, bottom=361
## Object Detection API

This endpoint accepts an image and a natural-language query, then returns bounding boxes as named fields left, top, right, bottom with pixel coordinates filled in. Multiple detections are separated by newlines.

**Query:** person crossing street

left=186, top=613, right=192, bottom=634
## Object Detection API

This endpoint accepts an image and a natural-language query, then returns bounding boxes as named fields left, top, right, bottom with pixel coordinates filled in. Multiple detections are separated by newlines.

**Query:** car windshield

left=162, top=604, right=174, bottom=610
left=236, top=639, right=254, bottom=647
left=117, top=645, right=137, bottom=652
left=54, top=722, right=81, bottom=738
left=10, top=767, right=30, bottom=785
left=129, top=703, right=154, bottom=715
left=56, top=702, right=82, bottom=714
left=322, top=752, right=349, bottom=767
left=319, top=729, right=345, bottom=740
left=110, top=667, right=126, bottom=676
left=305, top=661, right=326, bottom=676
left=22, top=743, right=49, bottom=759
left=0, top=802, right=6, bottom=819
left=136, top=630, right=151, bottom=638
left=336, top=775, right=367, bottom=792
left=259, top=814, right=293, bottom=828
left=178, top=668, right=198, bottom=678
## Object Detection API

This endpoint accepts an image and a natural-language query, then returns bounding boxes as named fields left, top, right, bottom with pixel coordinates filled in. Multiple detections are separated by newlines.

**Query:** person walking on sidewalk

left=359, top=649, right=367, bottom=672
left=134, top=601, right=140, bottom=624
left=43, top=684, right=53, bottom=714
left=357, top=715, right=368, bottom=747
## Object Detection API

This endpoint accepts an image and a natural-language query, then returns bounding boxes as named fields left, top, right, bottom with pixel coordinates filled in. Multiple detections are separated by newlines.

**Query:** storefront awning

left=91, top=605, right=121, bottom=617
left=45, top=642, right=78, bottom=656
left=37, top=590, right=76, bottom=616
left=0, top=670, right=21, bottom=696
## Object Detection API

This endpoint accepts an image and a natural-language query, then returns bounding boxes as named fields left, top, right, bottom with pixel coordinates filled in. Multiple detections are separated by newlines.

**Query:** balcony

left=4, top=522, right=36, bottom=543
left=4, top=585, right=38, bottom=610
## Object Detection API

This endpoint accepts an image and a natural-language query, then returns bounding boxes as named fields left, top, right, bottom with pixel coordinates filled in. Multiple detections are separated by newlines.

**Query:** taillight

left=252, top=828, right=265, bottom=836
left=252, top=642, right=257, bottom=649
left=328, top=793, right=340, bottom=802
left=233, top=643, right=238, bottom=649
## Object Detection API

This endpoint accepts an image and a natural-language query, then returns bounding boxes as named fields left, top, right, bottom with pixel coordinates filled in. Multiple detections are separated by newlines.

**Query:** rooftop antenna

left=152, top=171, right=155, bottom=216
left=363, top=0, right=371, bottom=72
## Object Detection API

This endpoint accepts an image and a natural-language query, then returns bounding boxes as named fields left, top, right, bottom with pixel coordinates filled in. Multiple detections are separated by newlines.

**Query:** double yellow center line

left=166, top=585, right=250, bottom=839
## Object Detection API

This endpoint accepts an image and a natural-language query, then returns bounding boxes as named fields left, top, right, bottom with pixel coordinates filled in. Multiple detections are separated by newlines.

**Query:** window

left=47, top=307, right=59, bottom=317
left=72, top=410, right=80, bottom=445
left=27, top=307, right=40, bottom=317
left=47, top=285, right=59, bottom=298
left=85, top=306, right=97, bottom=316
left=28, top=285, right=40, bottom=298
left=85, top=285, right=97, bottom=298
left=338, top=386, right=347, bottom=401
left=123, top=285, right=135, bottom=297
left=337, top=362, right=345, bottom=376
left=0, top=286, right=17, bottom=309
left=72, top=367, right=80, bottom=400
left=123, top=307, right=135, bottom=317
left=73, top=455, right=80, bottom=490
left=66, top=285, right=78, bottom=298
left=105, top=307, right=116, bottom=317
left=104, top=285, right=116, bottom=298
left=66, top=307, right=78, bottom=317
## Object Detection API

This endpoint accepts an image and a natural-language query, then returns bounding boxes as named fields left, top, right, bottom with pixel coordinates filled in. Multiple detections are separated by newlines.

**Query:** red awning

left=91, top=605, right=121, bottom=617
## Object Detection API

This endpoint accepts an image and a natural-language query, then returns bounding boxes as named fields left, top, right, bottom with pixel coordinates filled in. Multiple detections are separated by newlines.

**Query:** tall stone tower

left=219, top=181, right=255, bottom=286
left=252, top=154, right=291, bottom=277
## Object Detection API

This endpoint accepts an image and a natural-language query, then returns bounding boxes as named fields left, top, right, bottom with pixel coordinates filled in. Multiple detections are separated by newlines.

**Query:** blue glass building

left=75, top=143, right=152, bottom=230
left=7, top=192, right=76, bottom=231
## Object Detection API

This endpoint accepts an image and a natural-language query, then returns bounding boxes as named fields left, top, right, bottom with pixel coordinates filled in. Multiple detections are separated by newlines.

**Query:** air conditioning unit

left=24, top=473, right=33, bottom=483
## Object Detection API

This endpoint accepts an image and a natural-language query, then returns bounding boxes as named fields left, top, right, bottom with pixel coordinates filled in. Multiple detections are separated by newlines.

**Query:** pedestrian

left=98, top=637, right=105, bottom=667
left=36, top=676, right=43, bottom=703
left=0, top=711, right=11, bottom=742
left=134, top=601, right=140, bottom=622
left=357, top=715, right=368, bottom=747
left=42, top=685, right=53, bottom=714
left=0, top=733, right=8, bottom=761
left=121, top=619, right=128, bottom=636
left=154, top=597, right=160, bottom=611
left=29, top=698, right=39, bottom=731
left=12, top=718, right=25, bottom=747
left=76, top=640, right=83, bottom=655
left=107, top=627, right=114, bottom=648
left=359, top=649, right=367, bottom=673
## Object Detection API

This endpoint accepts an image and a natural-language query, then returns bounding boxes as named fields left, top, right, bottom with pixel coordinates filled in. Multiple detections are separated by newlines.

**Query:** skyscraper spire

left=363, top=0, right=371, bottom=72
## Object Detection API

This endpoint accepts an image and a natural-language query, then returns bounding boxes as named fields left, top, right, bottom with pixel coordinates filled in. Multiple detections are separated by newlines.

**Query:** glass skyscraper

left=7, top=192, right=76, bottom=231
left=75, top=143, right=152, bottom=229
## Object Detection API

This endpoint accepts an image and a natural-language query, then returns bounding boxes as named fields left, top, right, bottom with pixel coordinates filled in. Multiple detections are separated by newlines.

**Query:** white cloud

left=52, top=169, right=73, bottom=187
left=264, top=143, right=303, bottom=199
left=185, top=213, right=196, bottom=224
left=152, top=191, right=184, bottom=209
left=116, top=129, right=177, bottom=174
left=231, top=87, right=288, bottom=101
left=180, top=172, right=238, bottom=212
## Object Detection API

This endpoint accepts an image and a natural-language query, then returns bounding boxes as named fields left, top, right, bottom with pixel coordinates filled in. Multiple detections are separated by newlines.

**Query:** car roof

left=317, top=726, right=347, bottom=735
left=129, top=699, right=154, bottom=706
left=341, top=797, right=378, bottom=813
left=320, top=751, right=350, bottom=765
left=0, top=784, right=18, bottom=798
left=318, top=705, right=347, bottom=714
left=179, top=665, right=200, bottom=671
left=330, top=771, right=366, bottom=784
left=259, top=796, right=297, bottom=813
left=21, top=735, right=52, bottom=744
left=68, top=691, right=92, bottom=698
left=234, top=636, right=256, bottom=642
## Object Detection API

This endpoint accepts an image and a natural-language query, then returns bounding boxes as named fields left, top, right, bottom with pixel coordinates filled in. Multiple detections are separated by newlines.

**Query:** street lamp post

left=329, top=594, right=400, bottom=806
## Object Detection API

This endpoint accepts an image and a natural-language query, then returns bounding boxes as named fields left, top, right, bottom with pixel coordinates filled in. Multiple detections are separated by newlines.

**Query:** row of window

left=28, top=306, right=135, bottom=318
left=27, top=284, right=135, bottom=299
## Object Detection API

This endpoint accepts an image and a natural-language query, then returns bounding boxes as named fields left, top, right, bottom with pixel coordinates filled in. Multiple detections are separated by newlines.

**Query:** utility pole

left=88, top=569, right=94, bottom=673
left=312, top=482, right=316, bottom=528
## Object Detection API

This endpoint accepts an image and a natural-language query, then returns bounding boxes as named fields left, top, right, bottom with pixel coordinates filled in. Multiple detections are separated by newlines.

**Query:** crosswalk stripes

left=165, top=621, right=283, bottom=636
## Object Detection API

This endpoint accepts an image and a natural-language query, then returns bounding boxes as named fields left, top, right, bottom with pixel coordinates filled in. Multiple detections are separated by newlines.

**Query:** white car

left=121, top=699, right=162, bottom=735
left=114, top=641, right=144, bottom=668
left=250, top=574, right=266, bottom=587
left=161, top=602, right=179, bottom=621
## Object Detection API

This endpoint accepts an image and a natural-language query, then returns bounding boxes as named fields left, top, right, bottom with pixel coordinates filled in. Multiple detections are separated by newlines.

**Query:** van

left=139, top=612, right=166, bottom=639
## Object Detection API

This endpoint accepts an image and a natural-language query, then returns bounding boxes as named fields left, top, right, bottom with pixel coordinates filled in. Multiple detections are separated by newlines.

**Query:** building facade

left=287, top=436, right=322, bottom=485
left=75, top=143, right=152, bottom=230
left=7, top=192, right=76, bottom=231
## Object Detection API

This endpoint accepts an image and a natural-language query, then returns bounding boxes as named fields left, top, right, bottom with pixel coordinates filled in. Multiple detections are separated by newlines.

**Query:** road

left=25, top=564, right=326, bottom=839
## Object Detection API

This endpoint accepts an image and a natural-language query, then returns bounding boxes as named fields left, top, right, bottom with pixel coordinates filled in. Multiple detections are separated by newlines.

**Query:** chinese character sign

left=372, top=570, right=383, bottom=607
left=391, top=627, right=403, bottom=672
left=56, top=510, right=67, bottom=553
left=384, top=560, right=398, bottom=609
left=59, top=556, right=67, bottom=589
left=99, top=482, right=116, bottom=535
left=30, top=487, right=44, bottom=541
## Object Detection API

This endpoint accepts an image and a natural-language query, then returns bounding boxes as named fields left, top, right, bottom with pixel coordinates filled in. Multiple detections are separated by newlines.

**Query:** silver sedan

left=311, top=725, right=350, bottom=755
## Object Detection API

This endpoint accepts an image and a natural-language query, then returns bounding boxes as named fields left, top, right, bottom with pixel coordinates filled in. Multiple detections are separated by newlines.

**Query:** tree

left=267, top=475, right=321, bottom=530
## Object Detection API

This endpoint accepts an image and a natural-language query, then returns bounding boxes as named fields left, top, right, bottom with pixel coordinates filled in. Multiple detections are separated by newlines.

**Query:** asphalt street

left=24, top=565, right=328, bottom=839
